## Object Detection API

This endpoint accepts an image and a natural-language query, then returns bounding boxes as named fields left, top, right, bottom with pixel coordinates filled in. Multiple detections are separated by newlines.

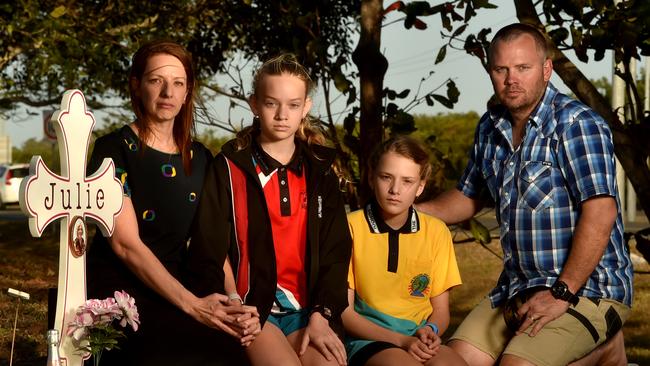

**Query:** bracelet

left=228, top=293, right=243, bottom=305
left=310, top=305, right=333, bottom=321
left=423, top=322, right=439, bottom=335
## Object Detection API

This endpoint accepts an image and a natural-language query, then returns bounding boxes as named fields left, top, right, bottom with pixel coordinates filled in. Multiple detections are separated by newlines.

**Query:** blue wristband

left=423, top=322, right=439, bottom=335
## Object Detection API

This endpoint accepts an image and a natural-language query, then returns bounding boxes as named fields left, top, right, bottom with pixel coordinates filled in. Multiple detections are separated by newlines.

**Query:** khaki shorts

left=449, top=296, right=630, bottom=366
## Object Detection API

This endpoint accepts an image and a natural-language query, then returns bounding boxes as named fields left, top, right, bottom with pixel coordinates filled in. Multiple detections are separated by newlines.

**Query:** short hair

left=488, top=23, right=549, bottom=64
left=368, top=135, right=432, bottom=181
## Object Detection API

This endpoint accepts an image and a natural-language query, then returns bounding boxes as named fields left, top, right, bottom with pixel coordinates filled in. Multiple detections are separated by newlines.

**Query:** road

left=0, top=206, right=27, bottom=222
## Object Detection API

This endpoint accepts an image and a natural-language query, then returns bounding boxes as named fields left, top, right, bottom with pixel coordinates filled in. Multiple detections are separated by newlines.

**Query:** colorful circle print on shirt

left=161, top=164, right=176, bottom=177
left=142, top=210, right=156, bottom=221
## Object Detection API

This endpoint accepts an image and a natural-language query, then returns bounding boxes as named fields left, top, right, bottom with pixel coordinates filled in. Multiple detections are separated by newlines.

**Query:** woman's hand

left=299, top=312, right=347, bottom=365
left=189, top=293, right=246, bottom=338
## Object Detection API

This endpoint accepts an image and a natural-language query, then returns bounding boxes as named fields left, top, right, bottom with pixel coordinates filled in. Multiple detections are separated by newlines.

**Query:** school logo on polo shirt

left=409, top=273, right=430, bottom=297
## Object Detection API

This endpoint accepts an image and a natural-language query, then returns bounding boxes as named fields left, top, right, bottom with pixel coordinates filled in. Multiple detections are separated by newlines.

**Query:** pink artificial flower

left=83, top=297, right=121, bottom=325
left=114, top=290, right=140, bottom=331
left=67, top=311, right=94, bottom=341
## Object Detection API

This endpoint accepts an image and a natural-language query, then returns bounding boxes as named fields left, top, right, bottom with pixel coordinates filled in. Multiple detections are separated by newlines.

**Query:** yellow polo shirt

left=347, top=202, right=462, bottom=331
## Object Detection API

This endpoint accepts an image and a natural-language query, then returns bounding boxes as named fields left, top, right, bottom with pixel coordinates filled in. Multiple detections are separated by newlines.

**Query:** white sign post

left=19, top=90, right=123, bottom=366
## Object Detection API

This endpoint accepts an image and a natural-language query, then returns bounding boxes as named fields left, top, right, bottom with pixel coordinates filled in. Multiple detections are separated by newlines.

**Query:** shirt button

left=282, top=197, right=288, bottom=202
left=281, top=180, right=286, bottom=185
left=509, top=161, right=514, bottom=166
left=280, top=168, right=285, bottom=172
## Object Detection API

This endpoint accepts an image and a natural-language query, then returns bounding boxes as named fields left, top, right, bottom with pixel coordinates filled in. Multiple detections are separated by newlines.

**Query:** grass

left=1, top=220, right=649, bottom=365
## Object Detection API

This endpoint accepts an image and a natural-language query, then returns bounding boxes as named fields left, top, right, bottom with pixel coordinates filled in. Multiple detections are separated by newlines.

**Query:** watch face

left=552, top=281, right=568, bottom=299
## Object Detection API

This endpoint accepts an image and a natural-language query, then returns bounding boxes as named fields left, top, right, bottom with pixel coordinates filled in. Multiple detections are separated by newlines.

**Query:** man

left=417, top=23, right=633, bottom=366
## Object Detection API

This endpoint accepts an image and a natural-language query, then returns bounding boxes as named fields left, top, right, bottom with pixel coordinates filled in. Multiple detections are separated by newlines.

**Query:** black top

left=85, top=126, right=248, bottom=365
left=87, top=125, right=211, bottom=296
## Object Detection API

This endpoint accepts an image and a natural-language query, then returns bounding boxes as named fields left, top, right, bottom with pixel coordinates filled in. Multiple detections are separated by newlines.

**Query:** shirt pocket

left=518, top=161, right=554, bottom=210
left=403, top=258, right=433, bottom=299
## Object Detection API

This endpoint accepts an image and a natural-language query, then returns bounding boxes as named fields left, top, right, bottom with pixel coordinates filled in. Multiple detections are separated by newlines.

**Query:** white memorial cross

left=19, top=90, right=123, bottom=366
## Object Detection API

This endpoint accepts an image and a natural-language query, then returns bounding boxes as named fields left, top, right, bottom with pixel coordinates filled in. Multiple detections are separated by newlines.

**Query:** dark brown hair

left=488, top=23, right=549, bottom=64
left=368, top=135, right=432, bottom=181
left=129, top=40, right=196, bottom=175
left=234, top=53, right=325, bottom=150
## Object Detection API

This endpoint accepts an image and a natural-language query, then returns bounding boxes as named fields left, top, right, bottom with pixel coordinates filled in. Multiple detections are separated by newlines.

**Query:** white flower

left=114, top=290, right=140, bottom=331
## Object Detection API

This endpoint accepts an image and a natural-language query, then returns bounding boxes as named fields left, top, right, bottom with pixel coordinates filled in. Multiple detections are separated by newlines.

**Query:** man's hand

left=299, top=312, right=347, bottom=365
left=516, top=290, right=570, bottom=336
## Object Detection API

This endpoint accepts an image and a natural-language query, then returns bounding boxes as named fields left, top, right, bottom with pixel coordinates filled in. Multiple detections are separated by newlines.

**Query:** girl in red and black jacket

left=187, top=54, right=352, bottom=366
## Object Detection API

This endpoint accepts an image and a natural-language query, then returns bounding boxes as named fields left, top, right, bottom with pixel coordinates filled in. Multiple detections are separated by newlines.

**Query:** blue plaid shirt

left=458, top=83, right=633, bottom=307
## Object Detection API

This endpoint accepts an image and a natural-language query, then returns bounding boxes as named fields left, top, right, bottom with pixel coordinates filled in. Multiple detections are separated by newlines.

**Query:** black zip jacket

left=186, top=138, right=352, bottom=331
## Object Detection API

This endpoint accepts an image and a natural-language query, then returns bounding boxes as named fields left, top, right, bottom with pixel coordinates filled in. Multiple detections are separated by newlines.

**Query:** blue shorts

left=266, top=310, right=309, bottom=336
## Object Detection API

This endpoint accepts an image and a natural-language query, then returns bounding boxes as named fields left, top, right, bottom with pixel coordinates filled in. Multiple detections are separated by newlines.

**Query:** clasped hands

left=193, top=293, right=261, bottom=347
left=402, top=326, right=442, bottom=363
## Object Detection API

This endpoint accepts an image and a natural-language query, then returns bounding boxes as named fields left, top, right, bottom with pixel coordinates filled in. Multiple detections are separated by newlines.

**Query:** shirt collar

left=252, top=139, right=303, bottom=176
left=363, top=199, right=420, bottom=234
left=528, top=82, right=557, bottom=129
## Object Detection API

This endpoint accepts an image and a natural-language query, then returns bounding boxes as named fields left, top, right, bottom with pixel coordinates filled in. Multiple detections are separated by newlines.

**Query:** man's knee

left=569, top=330, right=627, bottom=366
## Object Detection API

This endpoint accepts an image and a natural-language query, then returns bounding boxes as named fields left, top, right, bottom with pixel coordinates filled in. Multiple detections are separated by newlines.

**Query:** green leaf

left=346, top=86, right=357, bottom=106
left=333, top=72, right=351, bottom=93
left=435, top=45, right=447, bottom=64
left=469, top=218, right=491, bottom=245
left=432, top=94, right=453, bottom=109
left=50, top=5, right=66, bottom=18
left=384, top=88, right=397, bottom=100
left=452, top=24, right=468, bottom=38
left=343, top=114, right=356, bottom=134
left=396, top=89, right=410, bottom=99
left=425, top=94, right=434, bottom=106
left=446, top=80, right=460, bottom=103
left=549, top=28, right=570, bottom=44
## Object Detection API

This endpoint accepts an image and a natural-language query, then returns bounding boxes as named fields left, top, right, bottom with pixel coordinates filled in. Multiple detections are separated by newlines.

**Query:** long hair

left=368, top=135, right=433, bottom=181
left=234, top=54, right=326, bottom=150
left=129, top=40, right=196, bottom=175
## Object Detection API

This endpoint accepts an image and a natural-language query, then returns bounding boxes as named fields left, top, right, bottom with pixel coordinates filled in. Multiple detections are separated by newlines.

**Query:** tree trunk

left=353, top=0, right=388, bottom=203
left=515, top=0, right=650, bottom=222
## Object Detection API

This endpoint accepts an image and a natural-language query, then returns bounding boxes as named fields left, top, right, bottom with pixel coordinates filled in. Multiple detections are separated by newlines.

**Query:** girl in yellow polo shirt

left=342, top=136, right=466, bottom=366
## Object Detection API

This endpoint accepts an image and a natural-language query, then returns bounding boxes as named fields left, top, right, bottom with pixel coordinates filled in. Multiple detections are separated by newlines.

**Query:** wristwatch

left=550, top=280, right=579, bottom=306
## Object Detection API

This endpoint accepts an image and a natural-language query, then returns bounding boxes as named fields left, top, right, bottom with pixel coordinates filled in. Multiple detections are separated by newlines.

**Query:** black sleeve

left=185, top=154, right=232, bottom=297
left=313, top=170, right=352, bottom=321
left=88, top=131, right=130, bottom=196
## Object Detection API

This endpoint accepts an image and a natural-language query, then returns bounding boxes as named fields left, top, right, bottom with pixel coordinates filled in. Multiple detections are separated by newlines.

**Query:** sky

left=2, top=1, right=620, bottom=149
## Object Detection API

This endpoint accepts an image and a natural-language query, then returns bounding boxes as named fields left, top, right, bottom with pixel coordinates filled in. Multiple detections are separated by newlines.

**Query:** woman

left=86, top=40, right=258, bottom=365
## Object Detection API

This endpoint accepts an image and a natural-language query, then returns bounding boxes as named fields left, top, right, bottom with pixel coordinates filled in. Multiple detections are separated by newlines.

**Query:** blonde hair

left=234, top=54, right=326, bottom=150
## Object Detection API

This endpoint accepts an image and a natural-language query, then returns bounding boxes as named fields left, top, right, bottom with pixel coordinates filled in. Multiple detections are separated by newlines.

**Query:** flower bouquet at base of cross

left=67, top=290, right=140, bottom=366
